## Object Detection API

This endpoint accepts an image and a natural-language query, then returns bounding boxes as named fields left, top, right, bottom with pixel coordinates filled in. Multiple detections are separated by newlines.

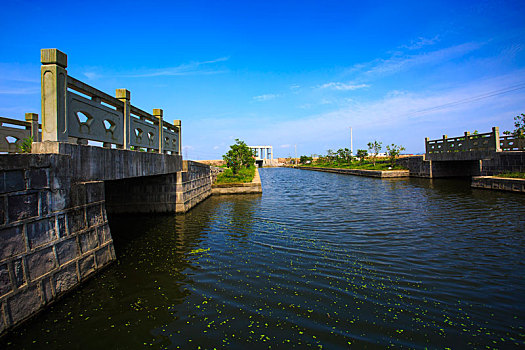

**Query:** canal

left=2, top=168, right=525, bottom=349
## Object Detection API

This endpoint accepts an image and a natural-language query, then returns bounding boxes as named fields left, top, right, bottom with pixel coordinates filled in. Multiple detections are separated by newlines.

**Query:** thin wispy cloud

left=401, top=35, right=440, bottom=50
left=0, top=87, right=40, bottom=95
left=342, top=41, right=483, bottom=81
left=318, top=82, right=369, bottom=91
left=253, top=94, right=278, bottom=102
left=84, top=57, right=229, bottom=79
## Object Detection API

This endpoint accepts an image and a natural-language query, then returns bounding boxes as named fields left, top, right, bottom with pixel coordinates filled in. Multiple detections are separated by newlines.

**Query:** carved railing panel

left=163, top=123, right=179, bottom=153
left=0, top=116, right=41, bottom=153
left=67, top=92, right=124, bottom=145
left=130, top=116, right=159, bottom=150
left=500, top=135, right=525, bottom=151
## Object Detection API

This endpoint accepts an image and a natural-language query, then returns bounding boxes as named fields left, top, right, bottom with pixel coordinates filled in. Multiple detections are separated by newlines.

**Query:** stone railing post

left=25, top=113, right=40, bottom=142
left=492, top=126, right=501, bottom=151
left=442, top=135, right=448, bottom=153
left=116, top=89, right=131, bottom=149
left=464, top=131, right=470, bottom=151
left=174, top=120, right=181, bottom=155
left=41, top=49, right=68, bottom=142
left=153, top=109, right=163, bottom=153
left=424, top=137, right=429, bottom=154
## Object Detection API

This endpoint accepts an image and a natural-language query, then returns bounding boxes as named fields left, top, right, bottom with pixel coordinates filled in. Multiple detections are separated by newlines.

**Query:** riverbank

left=297, top=166, right=410, bottom=178
left=212, top=168, right=263, bottom=195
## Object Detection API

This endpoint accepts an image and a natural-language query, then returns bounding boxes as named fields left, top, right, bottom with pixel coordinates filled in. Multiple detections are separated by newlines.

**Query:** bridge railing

left=500, top=133, right=525, bottom=151
left=426, top=127, right=525, bottom=154
left=41, top=48, right=181, bottom=154
left=0, top=114, right=41, bottom=153
left=425, top=127, right=501, bottom=154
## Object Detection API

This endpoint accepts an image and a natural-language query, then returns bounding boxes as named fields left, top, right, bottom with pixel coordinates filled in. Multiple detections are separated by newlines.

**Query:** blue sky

left=1, top=0, right=524, bottom=159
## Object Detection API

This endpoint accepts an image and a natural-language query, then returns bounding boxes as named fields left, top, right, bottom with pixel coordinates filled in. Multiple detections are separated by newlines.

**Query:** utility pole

left=350, top=127, right=353, bottom=156
left=294, top=144, right=297, bottom=168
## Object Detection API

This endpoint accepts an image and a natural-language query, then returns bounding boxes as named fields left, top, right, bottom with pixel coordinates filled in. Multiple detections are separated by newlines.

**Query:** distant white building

left=249, top=145, right=277, bottom=167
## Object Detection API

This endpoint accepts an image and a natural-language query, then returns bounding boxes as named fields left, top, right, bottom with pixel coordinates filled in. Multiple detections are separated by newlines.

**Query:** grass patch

left=300, top=160, right=407, bottom=171
left=215, top=166, right=256, bottom=184
left=495, top=172, right=525, bottom=179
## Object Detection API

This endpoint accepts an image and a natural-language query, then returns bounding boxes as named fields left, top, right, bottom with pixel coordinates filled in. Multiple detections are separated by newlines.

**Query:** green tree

left=17, top=136, right=33, bottom=153
left=222, top=139, right=255, bottom=174
left=367, top=140, right=382, bottom=166
left=336, top=148, right=352, bottom=164
left=503, top=113, right=525, bottom=138
left=299, top=155, right=313, bottom=164
left=385, top=144, right=405, bottom=167
left=356, top=149, right=368, bottom=162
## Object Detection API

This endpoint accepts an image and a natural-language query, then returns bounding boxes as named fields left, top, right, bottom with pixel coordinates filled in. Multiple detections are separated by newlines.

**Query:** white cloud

left=85, top=57, right=229, bottom=79
left=318, top=82, right=369, bottom=91
left=280, top=144, right=291, bottom=148
left=401, top=35, right=440, bottom=50
left=253, top=94, right=278, bottom=102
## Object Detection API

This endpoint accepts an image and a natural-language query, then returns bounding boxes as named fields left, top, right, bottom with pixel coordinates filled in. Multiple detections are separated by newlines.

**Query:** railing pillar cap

left=153, top=109, right=163, bottom=117
left=116, top=89, right=130, bottom=100
left=25, top=113, right=38, bottom=122
left=174, top=119, right=181, bottom=127
left=41, top=49, right=67, bottom=68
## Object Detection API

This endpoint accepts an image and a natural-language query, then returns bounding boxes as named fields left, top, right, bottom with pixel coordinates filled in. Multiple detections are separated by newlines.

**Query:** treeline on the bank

left=299, top=141, right=407, bottom=170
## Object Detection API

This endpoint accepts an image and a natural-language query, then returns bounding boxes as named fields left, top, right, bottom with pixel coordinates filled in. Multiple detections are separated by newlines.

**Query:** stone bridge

left=399, top=127, right=525, bottom=177
left=0, top=50, right=214, bottom=334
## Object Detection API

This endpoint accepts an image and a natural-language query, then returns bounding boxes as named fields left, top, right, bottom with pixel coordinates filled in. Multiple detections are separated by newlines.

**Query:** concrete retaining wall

left=298, top=166, right=410, bottom=178
left=212, top=168, right=263, bottom=195
left=471, top=176, right=525, bottom=193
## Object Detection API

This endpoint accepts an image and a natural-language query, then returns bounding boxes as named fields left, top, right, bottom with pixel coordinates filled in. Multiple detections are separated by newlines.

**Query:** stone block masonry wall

left=480, top=152, right=525, bottom=176
left=104, top=173, right=178, bottom=214
left=176, top=161, right=212, bottom=213
left=0, top=154, right=115, bottom=335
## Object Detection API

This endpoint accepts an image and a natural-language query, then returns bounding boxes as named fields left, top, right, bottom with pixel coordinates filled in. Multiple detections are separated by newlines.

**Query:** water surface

left=2, top=168, right=525, bottom=349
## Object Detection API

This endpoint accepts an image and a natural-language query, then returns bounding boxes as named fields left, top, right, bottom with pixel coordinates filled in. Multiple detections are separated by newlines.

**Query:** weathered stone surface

left=13, top=259, right=25, bottom=288
left=97, top=224, right=111, bottom=244
left=0, top=196, right=5, bottom=226
left=0, top=172, right=4, bottom=194
left=70, top=183, right=86, bottom=208
left=0, top=307, right=5, bottom=333
left=41, top=277, right=53, bottom=303
left=67, top=208, right=85, bottom=234
left=95, top=245, right=112, bottom=267
left=4, top=171, right=25, bottom=192
left=0, top=264, right=11, bottom=297
left=26, top=247, right=56, bottom=281
left=86, top=204, right=102, bottom=227
left=57, top=214, right=67, bottom=237
left=40, top=191, right=49, bottom=216
left=85, top=181, right=104, bottom=202
left=79, top=254, right=95, bottom=278
left=7, top=193, right=38, bottom=222
left=80, top=230, right=99, bottom=253
left=56, top=238, right=78, bottom=265
left=49, top=189, right=68, bottom=212
left=28, top=168, right=48, bottom=189
left=0, top=226, right=25, bottom=260
left=53, top=263, right=77, bottom=295
left=26, top=217, right=56, bottom=249
left=7, top=285, right=41, bottom=324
